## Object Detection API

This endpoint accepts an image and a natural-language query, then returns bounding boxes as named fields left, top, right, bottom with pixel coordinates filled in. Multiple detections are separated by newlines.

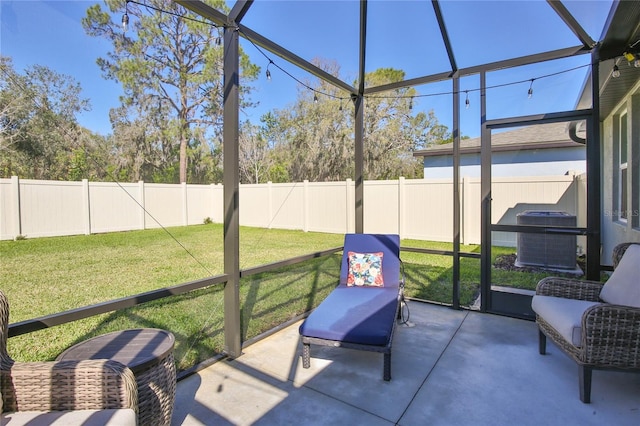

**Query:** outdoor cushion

left=1, top=409, right=137, bottom=426
left=299, top=286, right=399, bottom=345
left=531, top=295, right=601, bottom=347
left=347, top=251, right=384, bottom=287
left=599, top=244, right=640, bottom=308
left=338, top=234, right=401, bottom=289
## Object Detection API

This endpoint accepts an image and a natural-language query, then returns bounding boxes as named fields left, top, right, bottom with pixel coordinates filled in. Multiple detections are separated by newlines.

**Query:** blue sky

left=1, top=1, right=613, bottom=138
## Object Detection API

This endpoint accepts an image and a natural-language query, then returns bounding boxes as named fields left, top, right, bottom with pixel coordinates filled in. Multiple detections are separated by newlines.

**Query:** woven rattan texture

left=135, top=350, right=176, bottom=426
left=535, top=243, right=640, bottom=402
left=0, top=291, right=138, bottom=414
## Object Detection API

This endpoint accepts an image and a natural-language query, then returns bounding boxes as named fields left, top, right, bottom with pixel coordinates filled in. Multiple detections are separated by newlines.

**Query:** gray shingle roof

left=414, top=122, right=584, bottom=157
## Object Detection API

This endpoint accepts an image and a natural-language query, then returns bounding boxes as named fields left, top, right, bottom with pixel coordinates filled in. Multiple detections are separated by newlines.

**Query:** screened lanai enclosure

left=173, top=0, right=637, bottom=358
left=2, top=0, right=640, bottom=378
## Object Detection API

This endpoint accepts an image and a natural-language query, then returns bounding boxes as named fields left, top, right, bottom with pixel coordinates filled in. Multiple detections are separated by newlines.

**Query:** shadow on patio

left=171, top=301, right=640, bottom=425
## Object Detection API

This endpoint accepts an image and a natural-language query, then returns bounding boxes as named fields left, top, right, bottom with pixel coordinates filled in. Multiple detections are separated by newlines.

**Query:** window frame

left=618, top=110, right=628, bottom=222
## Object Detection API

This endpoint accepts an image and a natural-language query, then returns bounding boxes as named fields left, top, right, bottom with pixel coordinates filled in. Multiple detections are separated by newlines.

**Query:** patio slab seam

left=395, top=309, right=471, bottom=423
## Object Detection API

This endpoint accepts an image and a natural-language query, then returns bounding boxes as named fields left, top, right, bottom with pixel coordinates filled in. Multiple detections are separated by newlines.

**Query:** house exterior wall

left=423, top=147, right=586, bottom=179
left=601, top=79, right=640, bottom=264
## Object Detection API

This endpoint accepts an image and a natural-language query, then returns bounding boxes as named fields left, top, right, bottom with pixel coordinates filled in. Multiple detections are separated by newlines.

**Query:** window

left=619, top=111, right=628, bottom=221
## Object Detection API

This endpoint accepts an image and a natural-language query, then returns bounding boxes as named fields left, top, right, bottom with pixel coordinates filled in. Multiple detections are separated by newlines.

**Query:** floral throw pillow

left=347, top=251, right=384, bottom=287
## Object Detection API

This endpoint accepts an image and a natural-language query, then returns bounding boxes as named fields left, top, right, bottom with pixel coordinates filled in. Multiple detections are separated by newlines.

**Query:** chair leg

left=579, top=365, right=592, bottom=403
left=538, top=329, right=547, bottom=355
left=383, top=353, right=391, bottom=381
left=302, top=342, right=310, bottom=369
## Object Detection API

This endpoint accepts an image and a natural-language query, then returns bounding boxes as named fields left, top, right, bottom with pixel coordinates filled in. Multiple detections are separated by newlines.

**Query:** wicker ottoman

left=57, top=328, right=176, bottom=426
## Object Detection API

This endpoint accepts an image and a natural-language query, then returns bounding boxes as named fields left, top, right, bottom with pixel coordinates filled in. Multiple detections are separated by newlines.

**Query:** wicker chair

left=531, top=243, right=640, bottom=403
left=0, top=290, right=138, bottom=425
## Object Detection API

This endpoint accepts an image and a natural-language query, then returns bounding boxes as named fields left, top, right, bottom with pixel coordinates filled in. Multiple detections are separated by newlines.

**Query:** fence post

left=267, top=181, right=273, bottom=229
left=210, top=183, right=216, bottom=223
left=303, top=180, right=309, bottom=232
left=82, top=179, right=91, bottom=235
left=461, top=176, right=467, bottom=245
left=139, top=181, right=146, bottom=230
left=10, top=176, right=21, bottom=239
left=398, top=177, right=405, bottom=239
left=182, top=182, right=188, bottom=226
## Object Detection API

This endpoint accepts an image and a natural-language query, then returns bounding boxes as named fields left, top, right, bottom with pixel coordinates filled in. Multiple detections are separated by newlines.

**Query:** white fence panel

left=20, top=179, right=86, bottom=238
left=0, top=177, right=19, bottom=239
left=0, top=175, right=584, bottom=245
left=270, top=183, right=305, bottom=230
left=463, top=178, right=482, bottom=245
left=307, top=181, right=349, bottom=234
left=186, top=184, right=217, bottom=226
left=144, top=183, right=184, bottom=229
left=89, top=182, right=143, bottom=234
left=364, top=180, right=400, bottom=235
left=403, top=179, right=454, bottom=242
left=240, top=183, right=271, bottom=228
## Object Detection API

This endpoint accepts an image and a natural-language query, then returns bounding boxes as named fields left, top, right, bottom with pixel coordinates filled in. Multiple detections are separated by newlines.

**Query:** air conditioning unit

left=516, top=211, right=577, bottom=270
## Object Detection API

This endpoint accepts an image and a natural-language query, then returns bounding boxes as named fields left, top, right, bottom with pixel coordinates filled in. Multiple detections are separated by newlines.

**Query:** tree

left=82, top=0, right=259, bottom=183
left=360, top=68, right=448, bottom=180
left=262, top=60, right=354, bottom=182
left=263, top=61, right=450, bottom=181
left=239, top=120, right=272, bottom=184
left=0, top=56, right=96, bottom=180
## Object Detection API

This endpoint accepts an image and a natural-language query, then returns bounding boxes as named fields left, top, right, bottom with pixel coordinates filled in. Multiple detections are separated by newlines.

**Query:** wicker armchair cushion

left=600, top=244, right=640, bottom=308
left=531, top=295, right=601, bottom=346
left=1, top=408, right=136, bottom=425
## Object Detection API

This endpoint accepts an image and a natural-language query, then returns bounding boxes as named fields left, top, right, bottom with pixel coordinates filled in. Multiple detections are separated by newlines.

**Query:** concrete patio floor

left=172, top=301, right=640, bottom=425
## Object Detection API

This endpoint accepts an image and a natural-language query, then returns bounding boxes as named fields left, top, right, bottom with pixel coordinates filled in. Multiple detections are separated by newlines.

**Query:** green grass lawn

left=0, top=225, right=550, bottom=372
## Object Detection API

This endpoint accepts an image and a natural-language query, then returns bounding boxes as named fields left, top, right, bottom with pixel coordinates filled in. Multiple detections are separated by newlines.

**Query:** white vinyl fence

left=0, top=175, right=586, bottom=246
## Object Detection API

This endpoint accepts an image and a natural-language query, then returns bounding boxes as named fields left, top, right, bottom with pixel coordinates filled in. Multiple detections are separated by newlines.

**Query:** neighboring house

left=413, top=122, right=586, bottom=179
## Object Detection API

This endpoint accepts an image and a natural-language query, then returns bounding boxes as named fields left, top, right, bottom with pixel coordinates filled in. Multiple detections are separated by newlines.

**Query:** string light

left=339, top=99, right=343, bottom=111
left=122, top=1, right=130, bottom=32
left=612, top=64, right=620, bottom=78
left=127, top=1, right=594, bottom=109
left=266, top=60, right=272, bottom=81
left=625, top=51, right=640, bottom=68
left=366, top=64, right=590, bottom=105
left=236, top=27, right=349, bottom=107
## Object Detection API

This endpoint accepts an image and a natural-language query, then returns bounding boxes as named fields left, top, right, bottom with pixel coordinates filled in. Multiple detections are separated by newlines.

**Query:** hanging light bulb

left=339, top=99, right=343, bottom=111
left=266, top=60, right=272, bottom=81
left=313, top=93, right=318, bottom=103
left=409, top=97, right=413, bottom=110
left=122, top=1, right=130, bottom=33
left=527, top=79, right=534, bottom=99
left=465, top=91, right=470, bottom=109
left=612, top=64, right=621, bottom=78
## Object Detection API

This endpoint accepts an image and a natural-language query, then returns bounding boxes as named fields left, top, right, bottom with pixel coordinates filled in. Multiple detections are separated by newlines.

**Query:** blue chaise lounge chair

left=299, top=233, right=404, bottom=381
